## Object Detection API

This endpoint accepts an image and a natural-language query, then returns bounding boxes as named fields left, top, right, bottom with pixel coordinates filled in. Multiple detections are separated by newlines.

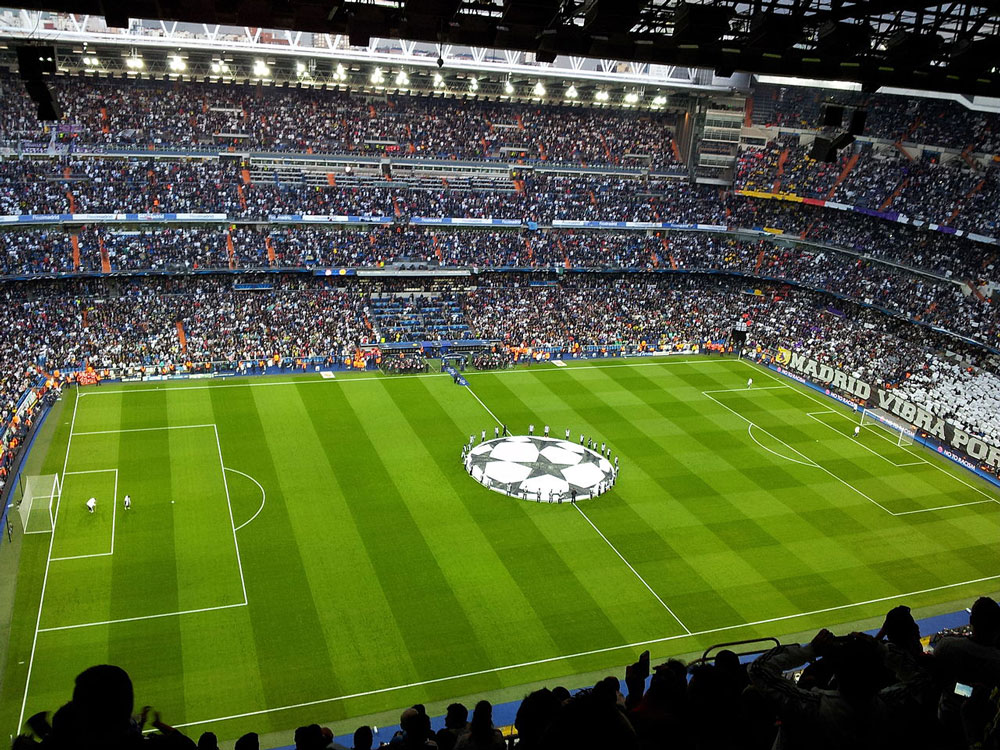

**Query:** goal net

left=18, top=474, right=60, bottom=534
left=860, top=408, right=915, bottom=447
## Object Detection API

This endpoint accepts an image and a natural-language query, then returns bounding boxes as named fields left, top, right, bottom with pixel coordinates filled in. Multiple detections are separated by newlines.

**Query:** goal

left=17, top=474, right=60, bottom=534
left=860, top=408, right=915, bottom=447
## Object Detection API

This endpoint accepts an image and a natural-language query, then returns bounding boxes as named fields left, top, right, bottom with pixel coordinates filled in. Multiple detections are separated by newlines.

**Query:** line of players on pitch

left=461, top=424, right=620, bottom=503
left=85, top=494, right=131, bottom=513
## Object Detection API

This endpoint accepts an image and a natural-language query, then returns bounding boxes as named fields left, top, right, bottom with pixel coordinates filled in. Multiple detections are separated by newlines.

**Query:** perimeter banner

left=774, top=347, right=1000, bottom=469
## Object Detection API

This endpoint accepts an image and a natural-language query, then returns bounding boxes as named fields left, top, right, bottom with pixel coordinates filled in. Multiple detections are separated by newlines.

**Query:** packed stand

left=0, top=75, right=682, bottom=171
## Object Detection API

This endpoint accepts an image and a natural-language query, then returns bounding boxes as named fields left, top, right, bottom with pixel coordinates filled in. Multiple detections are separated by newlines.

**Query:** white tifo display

left=18, top=474, right=60, bottom=534
left=860, top=407, right=916, bottom=447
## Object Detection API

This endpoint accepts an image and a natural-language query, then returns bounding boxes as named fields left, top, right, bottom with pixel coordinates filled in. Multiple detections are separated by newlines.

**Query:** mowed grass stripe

left=471, top=367, right=756, bottom=632
left=246, top=384, right=423, bottom=720
left=394, top=377, right=665, bottom=655
left=203, top=384, right=318, bottom=728
left=555, top=364, right=847, bottom=625
left=107, top=388, right=187, bottom=723
left=296, top=383, right=498, bottom=685
left=356, top=378, right=569, bottom=672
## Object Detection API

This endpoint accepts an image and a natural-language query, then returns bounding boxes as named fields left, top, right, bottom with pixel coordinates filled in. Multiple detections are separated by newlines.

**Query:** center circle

left=463, top=435, right=617, bottom=503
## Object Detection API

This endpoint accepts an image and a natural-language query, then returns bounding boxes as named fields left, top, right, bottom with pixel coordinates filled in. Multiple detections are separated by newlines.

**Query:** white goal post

left=17, top=474, right=61, bottom=534
left=860, top=408, right=915, bottom=447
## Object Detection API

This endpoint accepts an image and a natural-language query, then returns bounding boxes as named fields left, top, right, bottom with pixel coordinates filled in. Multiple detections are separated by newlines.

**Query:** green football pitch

left=2, top=357, right=999, bottom=741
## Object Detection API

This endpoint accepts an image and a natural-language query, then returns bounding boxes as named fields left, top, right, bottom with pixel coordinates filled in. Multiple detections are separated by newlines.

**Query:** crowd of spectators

left=734, top=140, right=1000, bottom=238
left=0, top=272, right=992, bottom=428
left=0, top=75, right=681, bottom=171
left=14, top=595, right=1000, bottom=749
left=3, top=153, right=998, bottom=281
left=899, top=364, right=1000, bottom=448
left=3, top=224, right=993, bottom=350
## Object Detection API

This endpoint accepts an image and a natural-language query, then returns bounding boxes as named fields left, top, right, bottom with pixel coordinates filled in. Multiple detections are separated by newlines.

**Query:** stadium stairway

left=261, top=608, right=974, bottom=750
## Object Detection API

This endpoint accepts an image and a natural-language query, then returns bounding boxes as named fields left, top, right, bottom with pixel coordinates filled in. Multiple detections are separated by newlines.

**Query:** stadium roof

left=2, top=2, right=999, bottom=97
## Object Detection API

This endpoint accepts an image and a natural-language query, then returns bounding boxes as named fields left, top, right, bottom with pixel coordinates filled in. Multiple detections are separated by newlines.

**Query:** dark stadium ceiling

left=6, top=1, right=1000, bottom=96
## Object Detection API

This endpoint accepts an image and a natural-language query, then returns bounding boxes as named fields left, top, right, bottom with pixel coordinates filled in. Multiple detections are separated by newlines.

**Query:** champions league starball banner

left=774, top=347, right=1000, bottom=470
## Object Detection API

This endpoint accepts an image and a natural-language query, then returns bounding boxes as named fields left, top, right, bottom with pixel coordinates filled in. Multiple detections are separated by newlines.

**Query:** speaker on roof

left=16, top=45, right=57, bottom=81
left=830, top=132, right=855, bottom=151
left=809, top=136, right=834, bottom=163
left=849, top=109, right=867, bottom=136
left=822, top=104, right=843, bottom=128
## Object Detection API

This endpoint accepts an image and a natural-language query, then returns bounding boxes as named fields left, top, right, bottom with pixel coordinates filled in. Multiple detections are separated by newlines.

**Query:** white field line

left=50, top=468, right=118, bottom=562
left=466, top=385, right=503, bottom=427
left=893, top=500, right=995, bottom=515
left=37, top=602, right=248, bottom=633
left=72, top=423, right=217, bottom=436
left=702, top=385, right=791, bottom=393
left=738, top=359, right=1000, bottom=507
left=227, top=469, right=267, bottom=532
left=165, top=570, right=1000, bottom=731
left=18, top=389, right=79, bottom=729
left=215, top=427, right=249, bottom=605
left=702, top=390, right=897, bottom=516
left=78, top=358, right=741, bottom=397
left=465, top=378, right=688, bottom=632
left=805, top=412, right=927, bottom=468
left=573, top=504, right=691, bottom=634
left=746, top=424, right=818, bottom=468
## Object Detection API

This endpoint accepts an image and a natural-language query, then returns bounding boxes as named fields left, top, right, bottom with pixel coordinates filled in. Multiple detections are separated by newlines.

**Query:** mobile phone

left=954, top=683, right=973, bottom=698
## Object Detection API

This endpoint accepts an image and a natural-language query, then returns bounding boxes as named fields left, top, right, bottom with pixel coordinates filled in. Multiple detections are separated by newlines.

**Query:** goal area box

left=860, top=407, right=915, bottom=446
left=18, top=473, right=60, bottom=534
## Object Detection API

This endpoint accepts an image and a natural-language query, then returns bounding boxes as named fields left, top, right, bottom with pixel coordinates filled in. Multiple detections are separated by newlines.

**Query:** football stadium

left=0, top=1, right=999, bottom=748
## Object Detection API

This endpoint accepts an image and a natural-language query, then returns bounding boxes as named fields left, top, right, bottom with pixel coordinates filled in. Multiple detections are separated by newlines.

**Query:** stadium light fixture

left=333, top=63, right=347, bottom=82
left=296, top=61, right=307, bottom=74
left=652, top=95, right=667, bottom=107
left=82, top=55, right=99, bottom=68
left=594, top=89, right=609, bottom=102
left=469, top=77, right=479, bottom=92
left=565, top=85, right=578, bottom=99
left=125, top=56, right=143, bottom=70
left=168, top=55, right=186, bottom=72
left=624, top=91, right=640, bottom=104
left=370, top=67, right=384, bottom=84
left=533, top=81, right=546, bottom=97
left=395, top=70, right=409, bottom=86
left=433, top=72, right=445, bottom=88
left=504, top=80, right=514, bottom=95
left=253, top=59, right=270, bottom=77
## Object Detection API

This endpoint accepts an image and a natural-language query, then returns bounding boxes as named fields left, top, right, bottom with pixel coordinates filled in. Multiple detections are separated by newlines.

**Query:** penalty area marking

left=805, top=412, right=927, bottom=468
left=706, top=388, right=987, bottom=517
left=737, top=358, right=1000, bottom=508
left=746, top=424, right=818, bottom=468
left=165, top=569, right=1000, bottom=731
left=227, top=468, right=267, bottom=532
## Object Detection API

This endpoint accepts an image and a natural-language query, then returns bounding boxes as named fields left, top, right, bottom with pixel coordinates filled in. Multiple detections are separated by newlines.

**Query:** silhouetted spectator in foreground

left=455, top=701, right=505, bottom=750
left=435, top=703, right=469, bottom=750
left=513, top=689, right=561, bottom=749
left=749, top=629, right=897, bottom=750
left=352, top=725, right=374, bottom=750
